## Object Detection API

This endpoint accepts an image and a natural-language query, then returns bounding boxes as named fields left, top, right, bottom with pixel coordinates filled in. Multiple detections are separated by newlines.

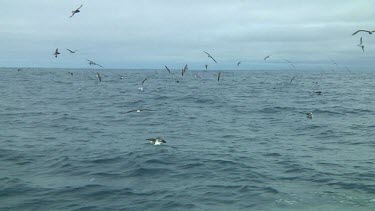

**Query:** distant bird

left=146, top=137, right=166, bottom=145
left=217, top=72, right=221, bottom=81
left=203, top=51, right=218, bottom=63
left=314, top=91, right=322, bottom=95
left=352, top=29, right=375, bottom=36
left=306, top=112, right=313, bottom=119
left=283, top=59, right=296, bottom=70
left=165, top=66, right=171, bottom=74
left=54, top=48, right=60, bottom=58
left=70, top=5, right=83, bottom=18
left=119, top=76, right=124, bottom=79
left=264, top=55, right=271, bottom=60
left=87, top=59, right=103, bottom=68
left=345, top=66, right=352, bottom=73
left=237, top=61, right=241, bottom=66
left=68, top=72, right=73, bottom=76
left=17, top=68, right=22, bottom=72
left=96, top=72, right=102, bottom=82
left=357, top=37, right=365, bottom=52
left=290, top=76, right=296, bottom=83
left=205, top=64, right=208, bottom=70
left=124, top=109, right=154, bottom=114
left=182, top=64, right=188, bottom=76
left=141, top=76, right=150, bottom=85
left=66, top=49, right=77, bottom=53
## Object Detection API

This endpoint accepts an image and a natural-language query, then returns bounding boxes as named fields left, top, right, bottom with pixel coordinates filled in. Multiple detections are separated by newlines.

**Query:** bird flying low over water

left=237, top=61, right=241, bottom=66
left=290, top=76, right=296, bottom=83
left=70, top=5, right=83, bottom=18
left=182, top=64, right=188, bottom=76
left=146, top=137, right=166, bottom=145
left=352, top=29, right=375, bottom=36
left=87, top=59, right=103, bottom=68
left=264, top=55, right=271, bottom=60
left=141, top=76, right=150, bottom=85
left=66, top=49, right=77, bottom=53
left=205, top=64, right=208, bottom=70
left=54, top=48, right=60, bottom=58
left=96, top=72, right=102, bottom=82
left=217, top=72, right=221, bottom=81
left=203, top=51, right=218, bottom=63
left=358, top=37, right=365, bottom=52
left=165, top=66, right=171, bottom=74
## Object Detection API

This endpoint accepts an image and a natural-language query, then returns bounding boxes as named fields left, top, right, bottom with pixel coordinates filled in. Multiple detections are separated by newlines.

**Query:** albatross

left=358, top=37, right=365, bottom=52
left=54, top=48, right=60, bottom=58
left=146, top=137, right=166, bottom=145
left=70, top=5, right=83, bottom=18
left=203, top=51, right=218, bottom=63
left=87, top=59, right=103, bottom=68
left=352, top=29, right=375, bottom=36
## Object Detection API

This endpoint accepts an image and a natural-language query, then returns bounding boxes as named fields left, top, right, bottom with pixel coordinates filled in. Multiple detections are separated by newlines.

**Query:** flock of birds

left=28, top=4, right=375, bottom=145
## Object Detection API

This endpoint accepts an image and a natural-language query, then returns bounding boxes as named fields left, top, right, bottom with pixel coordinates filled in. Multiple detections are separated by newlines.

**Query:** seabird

left=344, top=66, right=352, bottom=73
left=205, top=64, right=208, bottom=70
left=358, top=37, right=365, bottom=52
left=165, top=66, right=171, bottom=74
left=314, top=91, right=322, bottom=95
left=237, top=61, right=241, bottom=66
left=306, top=112, right=313, bottom=119
left=124, top=109, right=154, bottom=113
left=352, top=29, right=375, bottom=36
left=203, top=51, right=218, bottom=63
left=66, top=49, right=77, bottom=53
left=290, top=76, right=296, bottom=83
left=141, top=76, right=151, bottom=85
left=54, top=48, right=60, bottom=58
left=70, top=5, right=83, bottom=18
left=284, top=59, right=296, bottom=70
left=96, top=72, right=102, bottom=82
left=182, top=64, right=188, bottom=76
left=217, top=72, right=221, bottom=81
left=68, top=72, right=73, bottom=76
left=146, top=137, right=166, bottom=145
left=17, top=68, right=22, bottom=72
left=87, top=59, right=103, bottom=68
left=264, top=55, right=271, bottom=60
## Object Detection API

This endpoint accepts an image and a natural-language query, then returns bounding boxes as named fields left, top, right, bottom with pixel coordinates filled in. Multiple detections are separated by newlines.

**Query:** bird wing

left=290, top=76, right=296, bottom=83
left=141, top=76, right=149, bottom=85
left=66, top=49, right=73, bottom=53
left=86, top=59, right=93, bottom=62
left=55, top=48, right=59, bottom=53
left=77, top=5, right=83, bottom=10
left=359, top=37, right=363, bottom=45
left=96, top=63, right=103, bottom=68
left=165, top=66, right=171, bottom=73
left=97, top=73, right=102, bottom=82
left=209, top=56, right=218, bottom=63
left=218, top=72, right=221, bottom=81
left=352, top=30, right=369, bottom=36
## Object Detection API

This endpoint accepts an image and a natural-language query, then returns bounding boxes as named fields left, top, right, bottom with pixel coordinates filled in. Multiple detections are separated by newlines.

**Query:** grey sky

left=1, top=0, right=375, bottom=70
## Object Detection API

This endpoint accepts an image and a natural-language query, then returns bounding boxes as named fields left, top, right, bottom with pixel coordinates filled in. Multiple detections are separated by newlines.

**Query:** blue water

left=1, top=68, right=374, bottom=210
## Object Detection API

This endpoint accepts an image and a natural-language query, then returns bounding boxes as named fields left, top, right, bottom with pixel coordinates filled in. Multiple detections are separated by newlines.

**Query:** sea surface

left=0, top=67, right=374, bottom=210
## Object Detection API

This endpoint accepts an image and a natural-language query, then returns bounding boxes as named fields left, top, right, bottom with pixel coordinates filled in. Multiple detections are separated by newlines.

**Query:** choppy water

left=1, top=67, right=374, bottom=210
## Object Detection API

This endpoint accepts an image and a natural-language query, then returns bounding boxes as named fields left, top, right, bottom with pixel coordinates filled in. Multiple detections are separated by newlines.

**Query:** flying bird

left=54, top=48, right=60, bottom=58
left=205, top=64, right=208, bottom=70
left=203, top=51, right=218, bottom=63
left=96, top=72, right=102, bottom=82
left=165, top=66, right=171, bottom=74
left=237, top=61, right=241, bottom=66
left=146, top=137, right=166, bottom=145
left=66, top=49, right=77, bottom=53
left=217, top=72, right=221, bottom=81
left=264, top=55, right=271, bottom=60
left=283, top=59, right=296, bottom=70
left=290, top=76, right=296, bottom=83
left=87, top=59, right=103, bottom=68
left=357, top=37, right=365, bottom=52
left=182, top=64, right=188, bottom=76
left=352, top=29, right=375, bottom=36
left=70, top=5, right=83, bottom=18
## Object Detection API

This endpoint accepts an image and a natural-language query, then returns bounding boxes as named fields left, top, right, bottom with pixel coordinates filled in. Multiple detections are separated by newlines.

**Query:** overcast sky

left=1, top=0, right=375, bottom=70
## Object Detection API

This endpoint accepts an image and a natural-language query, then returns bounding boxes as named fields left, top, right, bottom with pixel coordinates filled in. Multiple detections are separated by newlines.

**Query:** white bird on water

left=306, top=112, right=313, bottom=119
left=146, top=137, right=166, bottom=145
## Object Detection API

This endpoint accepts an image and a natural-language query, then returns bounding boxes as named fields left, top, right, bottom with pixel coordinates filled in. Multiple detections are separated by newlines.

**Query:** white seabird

left=146, top=137, right=166, bottom=145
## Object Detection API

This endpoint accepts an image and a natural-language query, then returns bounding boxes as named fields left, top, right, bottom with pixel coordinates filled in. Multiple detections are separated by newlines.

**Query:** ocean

left=0, top=67, right=374, bottom=210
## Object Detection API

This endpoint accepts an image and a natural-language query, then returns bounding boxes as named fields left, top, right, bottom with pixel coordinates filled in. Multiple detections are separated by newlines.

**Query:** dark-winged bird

left=70, top=5, right=83, bottom=18
left=203, top=51, right=218, bottom=63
